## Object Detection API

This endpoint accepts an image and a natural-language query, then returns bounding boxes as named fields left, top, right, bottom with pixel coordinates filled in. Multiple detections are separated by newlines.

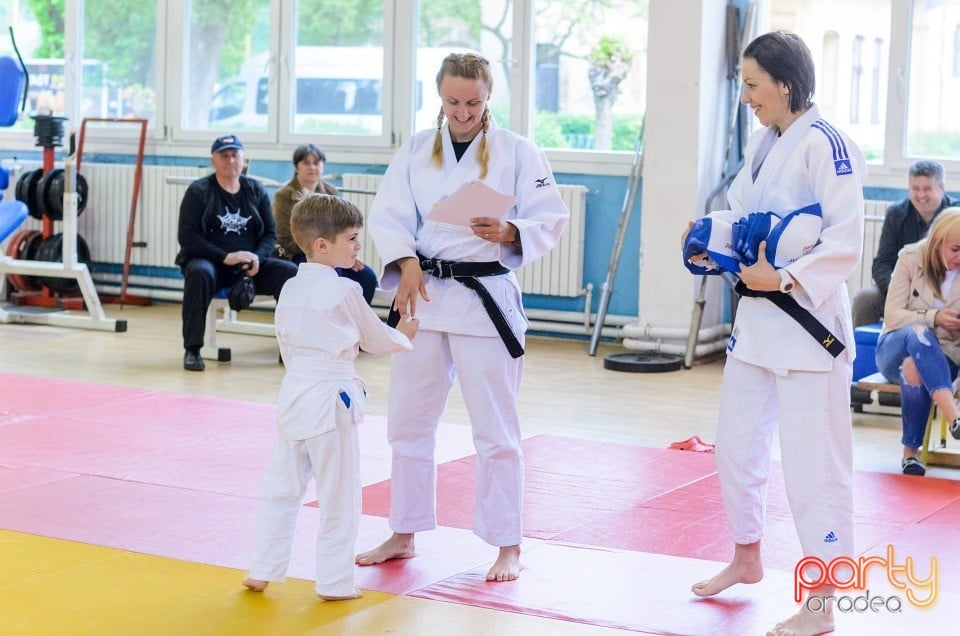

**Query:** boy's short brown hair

left=290, top=194, right=364, bottom=255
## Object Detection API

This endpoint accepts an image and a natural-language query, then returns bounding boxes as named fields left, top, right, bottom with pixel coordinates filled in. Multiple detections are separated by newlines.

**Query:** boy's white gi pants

left=247, top=406, right=360, bottom=597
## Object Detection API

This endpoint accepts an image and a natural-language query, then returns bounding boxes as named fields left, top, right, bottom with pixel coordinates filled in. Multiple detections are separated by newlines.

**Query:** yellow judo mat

left=0, top=530, right=626, bottom=635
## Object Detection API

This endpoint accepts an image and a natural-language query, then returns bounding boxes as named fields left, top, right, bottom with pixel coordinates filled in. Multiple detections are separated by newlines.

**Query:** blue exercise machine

left=0, top=28, right=125, bottom=332
left=1, top=26, right=29, bottom=244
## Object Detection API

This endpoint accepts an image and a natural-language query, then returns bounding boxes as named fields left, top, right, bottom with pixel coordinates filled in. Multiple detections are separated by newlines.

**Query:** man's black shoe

left=183, top=349, right=205, bottom=371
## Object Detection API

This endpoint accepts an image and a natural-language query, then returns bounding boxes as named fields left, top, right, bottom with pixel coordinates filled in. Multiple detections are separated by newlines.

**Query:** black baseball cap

left=211, top=134, right=244, bottom=153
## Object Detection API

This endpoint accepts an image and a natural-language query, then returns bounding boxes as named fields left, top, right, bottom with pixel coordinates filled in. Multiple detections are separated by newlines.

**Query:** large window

left=2, top=1, right=651, bottom=159
left=906, top=0, right=960, bottom=160
left=185, top=0, right=271, bottom=133
left=291, top=0, right=386, bottom=136
left=767, top=0, right=891, bottom=162
left=82, top=1, right=158, bottom=125
left=533, top=0, right=647, bottom=151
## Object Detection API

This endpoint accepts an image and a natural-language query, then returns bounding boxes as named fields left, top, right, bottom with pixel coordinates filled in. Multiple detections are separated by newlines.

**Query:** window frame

left=4, top=1, right=952, bottom=185
left=760, top=0, right=956, bottom=186
left=0, top=0, right=641, bottom=172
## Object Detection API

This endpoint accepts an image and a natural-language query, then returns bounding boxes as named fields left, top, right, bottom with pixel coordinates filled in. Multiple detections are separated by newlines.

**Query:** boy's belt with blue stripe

left=735, top=281, right=846, bottom=358
left=387, top=254, right=523, bottom=358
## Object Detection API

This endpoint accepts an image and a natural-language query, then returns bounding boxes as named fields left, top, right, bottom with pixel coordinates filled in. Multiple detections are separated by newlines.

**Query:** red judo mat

left=361, top=435, right=719, bottom=539
left=2, top=372, right=958, bottom=634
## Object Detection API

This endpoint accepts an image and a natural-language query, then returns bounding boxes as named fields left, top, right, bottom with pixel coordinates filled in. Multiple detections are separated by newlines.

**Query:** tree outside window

left=533, top=0, right=647, bottom=151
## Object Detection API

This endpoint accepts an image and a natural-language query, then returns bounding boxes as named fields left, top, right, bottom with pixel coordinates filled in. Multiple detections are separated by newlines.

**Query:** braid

left=430, top=106, right=444, bottom=170
left=476, top=107, right=490, bottom=180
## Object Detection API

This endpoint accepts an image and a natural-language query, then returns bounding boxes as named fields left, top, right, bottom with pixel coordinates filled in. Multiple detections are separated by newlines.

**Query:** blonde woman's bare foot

left=317, top=590, right=362, bottom=601
left=355, top=532, right=415, bottom=566
left=691, top=561, right=763, bottom=597
left=486, top=545, right=521, bottom=582
left=766, top=605, right=834, bottom=635
left=691, top=543, right=764, bottom=598
left=242, top=578, right=269, bottom=592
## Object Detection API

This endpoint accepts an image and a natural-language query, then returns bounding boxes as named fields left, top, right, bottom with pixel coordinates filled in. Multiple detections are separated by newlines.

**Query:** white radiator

left=339, top=174, right=385, bottom=276
left=341, top=173, right=588, bottom=298
left=3, top=164, right=587, bottom=299
left=1, top=162, right=208, bottom=269
left=847, top=199, right=893, bottom=296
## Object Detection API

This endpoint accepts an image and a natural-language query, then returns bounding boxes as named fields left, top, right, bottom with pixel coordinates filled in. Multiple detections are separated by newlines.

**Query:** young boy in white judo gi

left=242, top=193, right=418, bottom=600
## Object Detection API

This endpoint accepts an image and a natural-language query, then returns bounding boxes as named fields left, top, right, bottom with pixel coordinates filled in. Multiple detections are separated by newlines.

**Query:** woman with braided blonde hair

left=356, top=51, right=569, bottom=581
left=429, top=53, right=492, bottom=179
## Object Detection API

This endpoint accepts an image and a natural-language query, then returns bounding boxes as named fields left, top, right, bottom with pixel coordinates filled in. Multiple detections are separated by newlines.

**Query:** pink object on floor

left=668, top=435, right=716, bottom=452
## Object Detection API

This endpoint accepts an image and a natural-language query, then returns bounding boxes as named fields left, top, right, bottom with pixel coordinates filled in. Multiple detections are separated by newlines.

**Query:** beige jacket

left=881, top=241, right=960, bottom=363
left=272, top=176, right=339, bottom=257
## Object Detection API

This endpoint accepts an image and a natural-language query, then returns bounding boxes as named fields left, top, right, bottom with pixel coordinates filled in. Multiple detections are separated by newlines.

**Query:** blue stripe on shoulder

left=811, top=120, right=849, bottom=161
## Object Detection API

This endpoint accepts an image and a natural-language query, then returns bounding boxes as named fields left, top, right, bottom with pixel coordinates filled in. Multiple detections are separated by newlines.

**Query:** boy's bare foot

left=242, top=578, right=269, bottom=592
left=317, top=590, right=362, bottom=601
left=486, top=545, right=521, bottom=582
left=691, top=542, right=763, bottom=597
left=766, top=605, right=834, bottom=635
left=355, top=532, right=416, bottom=566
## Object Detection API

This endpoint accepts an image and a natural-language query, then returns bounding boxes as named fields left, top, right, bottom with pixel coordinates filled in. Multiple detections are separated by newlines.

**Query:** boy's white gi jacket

left=275, top=263, right=411, bottom=440
left=712, top=105, right=866, bottom=371
left=368, top=121, right=569, bottom=340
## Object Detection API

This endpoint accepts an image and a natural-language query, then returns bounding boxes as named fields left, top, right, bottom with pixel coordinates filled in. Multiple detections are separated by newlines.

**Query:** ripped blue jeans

left=876, top=324, right=959, bottom=449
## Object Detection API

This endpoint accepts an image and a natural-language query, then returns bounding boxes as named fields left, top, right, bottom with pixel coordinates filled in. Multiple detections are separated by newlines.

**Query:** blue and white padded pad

left=682, top=202, right=822, bottom=275
left=682, top=216, right=741, bottom=274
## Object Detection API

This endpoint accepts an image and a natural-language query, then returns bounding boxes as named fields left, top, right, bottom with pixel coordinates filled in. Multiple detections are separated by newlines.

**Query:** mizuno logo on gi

left=834, top=160, right=852, bottom=176
left=535, top=177, right=550, bottom=188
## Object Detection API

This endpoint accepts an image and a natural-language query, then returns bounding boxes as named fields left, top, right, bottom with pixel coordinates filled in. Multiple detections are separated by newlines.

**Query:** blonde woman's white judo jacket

left=368, top=121, right=569, bottom=341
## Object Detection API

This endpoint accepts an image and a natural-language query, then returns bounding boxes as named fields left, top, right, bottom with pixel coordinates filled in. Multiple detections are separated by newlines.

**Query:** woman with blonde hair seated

left=876, top=206, right=960, bottom=476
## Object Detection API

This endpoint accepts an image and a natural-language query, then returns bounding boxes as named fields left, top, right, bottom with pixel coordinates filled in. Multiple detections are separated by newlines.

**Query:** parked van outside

left=208, top=46, right=463, bottom=136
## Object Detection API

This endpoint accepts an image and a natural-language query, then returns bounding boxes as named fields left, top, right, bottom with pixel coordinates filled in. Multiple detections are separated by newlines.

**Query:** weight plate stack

left=35, top=232, right=91, bottom=294
left=39, top=169, right=88, bottom=220
left=14, top=169, right=44, bottom=219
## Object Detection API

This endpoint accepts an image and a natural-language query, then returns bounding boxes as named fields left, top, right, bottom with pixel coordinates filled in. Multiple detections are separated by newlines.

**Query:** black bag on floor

left=228, top=276, right=256, bottom=311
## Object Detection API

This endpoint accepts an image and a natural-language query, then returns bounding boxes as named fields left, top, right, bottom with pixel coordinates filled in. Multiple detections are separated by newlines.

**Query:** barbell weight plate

left=603, top=352, right=685, bottom=373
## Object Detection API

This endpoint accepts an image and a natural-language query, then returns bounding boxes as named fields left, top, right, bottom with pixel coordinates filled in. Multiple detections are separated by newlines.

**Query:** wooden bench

left=855, top=372, right=960, bottom=467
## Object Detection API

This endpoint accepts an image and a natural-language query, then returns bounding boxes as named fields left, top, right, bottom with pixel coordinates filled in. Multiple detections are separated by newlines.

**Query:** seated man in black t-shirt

left=851, top=159, right=954, bottom=327
left=175, top=135, right=298, bottom=371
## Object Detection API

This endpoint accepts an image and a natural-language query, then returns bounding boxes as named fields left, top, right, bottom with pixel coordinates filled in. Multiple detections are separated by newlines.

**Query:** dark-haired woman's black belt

left=387, top=254, right=524, bottom=358
left=735, top=280, right=845, bottom=358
